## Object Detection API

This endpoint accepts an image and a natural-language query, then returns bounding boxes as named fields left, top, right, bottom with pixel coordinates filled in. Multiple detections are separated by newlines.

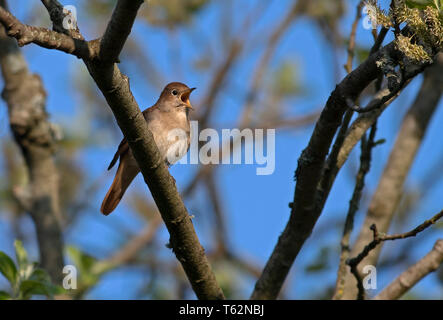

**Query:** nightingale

left=100, top=82, right=195, bottom=215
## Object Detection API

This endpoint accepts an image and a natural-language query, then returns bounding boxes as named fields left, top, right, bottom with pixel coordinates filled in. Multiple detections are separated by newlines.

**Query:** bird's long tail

left=100, top=157, right=138, bottom=216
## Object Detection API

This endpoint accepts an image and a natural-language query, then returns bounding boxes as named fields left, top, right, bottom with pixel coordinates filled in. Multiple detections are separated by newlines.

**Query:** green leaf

left=29, top=268, right=52, bottom=283
left=66, top=246, right=102, bottom=290
left=20, top=269, right=66, bottom=299
left=66, top=246, right=97, bottom=274
left=19, top=280, right=62, bottom=300
left=19, top=280, right=55, bottom=299
left=49, top=285, right=67, bottom=296
left=0, top=251, right=17, bottom=286
left=14, top=240, right=28, bottom=271
left=0, top=290, right=11, bottom=300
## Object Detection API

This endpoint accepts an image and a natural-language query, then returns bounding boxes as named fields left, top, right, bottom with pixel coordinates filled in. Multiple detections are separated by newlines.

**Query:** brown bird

left=100, top=82, right=195, bottom=215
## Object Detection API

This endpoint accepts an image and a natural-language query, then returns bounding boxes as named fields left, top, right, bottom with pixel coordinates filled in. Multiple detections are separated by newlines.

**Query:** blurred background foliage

left=0, top=0, right=442, bottom=299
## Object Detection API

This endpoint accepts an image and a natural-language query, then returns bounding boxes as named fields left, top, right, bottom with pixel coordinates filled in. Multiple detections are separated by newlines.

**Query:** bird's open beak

left=180, top=87, right=196, bottom=110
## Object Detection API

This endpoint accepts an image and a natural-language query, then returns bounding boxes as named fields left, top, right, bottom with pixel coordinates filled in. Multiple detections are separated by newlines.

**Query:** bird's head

left=158, top=82, right=196, bottom=111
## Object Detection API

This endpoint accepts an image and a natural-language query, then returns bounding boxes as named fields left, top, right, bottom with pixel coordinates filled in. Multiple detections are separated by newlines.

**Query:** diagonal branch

left=340, top=53, right=443, bottom=299
left=0, top=6, right=98, bottom=59
left=0, top=0, right=226, bottom=299
left=347, top=210, right=443, bottom=300
left=76, top=1, right=224, bottom=300
left=311, top=27, right=392, bottom=240
left=373, top=239, right=443, bottom=300
left=345, top=0, right=365, bottom=73
left=250, top=40, right=402, bottom=300
left=99, top=0, right=144, bottom=64
left=0, top=0, right=64, bottom=283
left=333, top=123, right=378, bottom=300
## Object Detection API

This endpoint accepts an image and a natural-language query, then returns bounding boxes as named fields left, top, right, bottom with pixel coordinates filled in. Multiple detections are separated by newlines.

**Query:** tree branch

left=340, top=53, right=443, bottom=299
left=333, top=123, right=377, bottom=300
left=347, top=210, right=443, bottom=300
left=99, top=0, right=144, bottom=64
left=251, top=40, right=402, bottom=300
left=40, top=0, right=83, bottom=39
left=0, top=6, right=98, bottom=60
left=40, top=0, right=65, bottom=33
left=0, top=0, right=64, bottom=283
left=350, top=63, right=429, bottom=113
left=0, top=0, right=225, bottom=299
left=345, top=1, right=365, bottom=74
left=59, top=0, right=223, bottom=299
left=310, top=28, right=394, bottom=240
left=373, top=239, right=443, bottom=300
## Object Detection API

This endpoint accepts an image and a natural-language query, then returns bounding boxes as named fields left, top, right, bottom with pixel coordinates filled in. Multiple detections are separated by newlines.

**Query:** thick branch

left=373, top=239, right=443, bottom=300
left=251, top=41, right=401, bottom=300
left=81, top=1, right=224, bottom=299
left=0, top=2, right=64, bottom=283
left=40, top=0, right=65, bottom=34
left=99, top=0, right=144, bottom=63
left=347, top=210, right=443, bottom=300
left=340, top=53, right=443, bottom=299
left=306, top=29, right=396, bottom=253
left=0, top=6, right=98, bottom=60
left=86, top=62, right=223, bottom=299
left=0, top=0, right=226, bottom=299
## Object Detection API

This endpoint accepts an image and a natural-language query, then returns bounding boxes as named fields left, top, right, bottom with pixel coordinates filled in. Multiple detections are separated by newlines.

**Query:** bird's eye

left=171, top=90, right=178, bottom=96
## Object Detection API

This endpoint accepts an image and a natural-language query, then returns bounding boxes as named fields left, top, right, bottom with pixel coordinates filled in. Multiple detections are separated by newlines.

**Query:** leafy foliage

left=0, top=241, right=63, bottom=300
left=65, top=246, right=118, bottom=298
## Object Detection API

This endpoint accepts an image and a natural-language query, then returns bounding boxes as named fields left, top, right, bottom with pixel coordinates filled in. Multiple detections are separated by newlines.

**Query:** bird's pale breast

left=148, top=109, right=190, bottom=166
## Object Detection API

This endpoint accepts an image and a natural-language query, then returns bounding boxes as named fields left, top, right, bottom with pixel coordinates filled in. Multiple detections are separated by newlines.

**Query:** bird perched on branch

left=101, top=82, right=195, bottom=215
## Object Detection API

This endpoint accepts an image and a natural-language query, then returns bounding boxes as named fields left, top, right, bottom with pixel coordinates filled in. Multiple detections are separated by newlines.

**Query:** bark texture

left=0, top=0, right=225, bottom=299
left=0, top=3, right=64, bottom=283
left=340, top=54, right=443, bottom=299
left=374, top=239, right=443, bottom=300
left=251, top=42, right=401, bottom=300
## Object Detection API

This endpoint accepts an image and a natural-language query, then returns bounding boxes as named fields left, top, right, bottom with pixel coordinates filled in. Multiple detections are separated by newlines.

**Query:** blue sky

left=0, top=0, right=442, bottom=299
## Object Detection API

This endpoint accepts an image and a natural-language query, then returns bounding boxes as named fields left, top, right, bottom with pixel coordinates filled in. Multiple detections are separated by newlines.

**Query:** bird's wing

left=107, top=106, right=155, bottom=171
left=107, top=138, right=129, bottom=171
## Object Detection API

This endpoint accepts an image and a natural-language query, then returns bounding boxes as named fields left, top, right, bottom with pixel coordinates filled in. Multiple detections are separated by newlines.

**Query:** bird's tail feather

left=100, top=159, right=138, bottom=215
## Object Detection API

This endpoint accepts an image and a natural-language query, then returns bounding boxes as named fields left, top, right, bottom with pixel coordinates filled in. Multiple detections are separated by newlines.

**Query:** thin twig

left=312, top=24, right=394, bottom=238
left=0, top=0, right=228, bottom=299
left=0, top=6, right=98, bottom=60
left=251, top=39, right=404, bottom=300
left=373, top=239, right=443, bottom=300
left=347, top=210, right=443, bottom=299
left=339, top=53, right=443, bottom=299
left=0, top=0, right=64, bottom=283
left=345, top=1, right=365, bottom=73
left=350, top=63, right=430, bottom=113
left=333, top=123, right=378, bottom=300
